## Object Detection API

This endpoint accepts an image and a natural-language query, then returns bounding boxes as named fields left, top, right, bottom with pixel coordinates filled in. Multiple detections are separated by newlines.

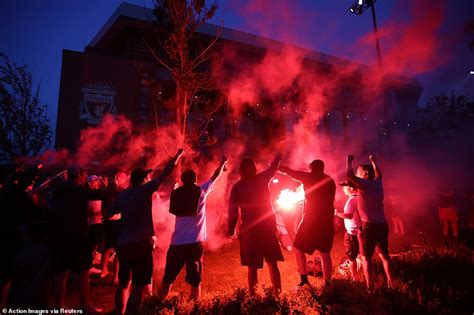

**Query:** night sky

left=1, top=0, right=473, bottom=143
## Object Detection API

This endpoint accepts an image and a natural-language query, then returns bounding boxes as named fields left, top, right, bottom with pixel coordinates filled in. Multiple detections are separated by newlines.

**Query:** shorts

left=344, top=232, right=359, bottom=260
left=104, top=220, right=121, bottom=250
left=294, top=220, right=335, bottom=255
left=239, top=226, right=284, bottom=269
left=162, top=243, right=204, bottom=287
left=117, top=239, right=153, bottom=286
left=88, top=223, right=104, bottom=250
left=438, top=207, right=458, bottom=222
left=358, top=222, right=389, bottom=258
left=51, top=240, right=92, bottom=274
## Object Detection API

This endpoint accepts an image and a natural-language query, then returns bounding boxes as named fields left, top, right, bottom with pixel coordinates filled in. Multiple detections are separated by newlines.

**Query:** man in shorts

left=335, top=183, right=361, bottom=280
left=228, top=154, right=284, bottom=295
left=159, top=157, right=227, bottom=300
left=346, top=155, right=394, bottom=290
left=279, top=160, right=336, bottom=287
left=113, top=149, right=183, bottom=314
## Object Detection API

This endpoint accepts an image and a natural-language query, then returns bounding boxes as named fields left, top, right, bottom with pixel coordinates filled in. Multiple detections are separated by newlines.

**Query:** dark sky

left=1, top=0, right=473, bottom=141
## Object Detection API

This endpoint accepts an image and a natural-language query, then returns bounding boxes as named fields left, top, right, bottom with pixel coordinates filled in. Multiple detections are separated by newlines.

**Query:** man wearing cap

left=335, top=182, right=361, bottom=280
left=279, top=160, right=336, bottom=287
left=159, top=156, right=228, bottom=300
left=346, top=155, right=394, bottom=291
left=50, top=165, right=104, bottom=312
left=113, top=149, right=184, bottom=314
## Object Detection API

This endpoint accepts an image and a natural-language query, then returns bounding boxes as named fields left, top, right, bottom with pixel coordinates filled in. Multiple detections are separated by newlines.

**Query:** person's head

left=68, top=165, right=87, bottom=186
left=115, top=170, right=129, bottom=189
left=341, top=184, right=357, bottom=196
left=87, top=175, right=100, bottom=189
left=239, top=157, right=257, bottom=178
left=181, top=169, right=197, bottom=185
left=356, top=165, right=375, bottom=180
left=309, top=160, right=324, bottom=174
left=100, top=175, right=108, bottom=188
left=130, top=168, right=153, bottom=187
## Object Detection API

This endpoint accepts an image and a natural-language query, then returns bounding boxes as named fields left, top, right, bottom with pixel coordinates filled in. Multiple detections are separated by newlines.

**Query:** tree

left=0, top=53, right=51, bottom=164
left=144, top=0, right=222, bottom=147
left=411, top=92, right=474, bottom=135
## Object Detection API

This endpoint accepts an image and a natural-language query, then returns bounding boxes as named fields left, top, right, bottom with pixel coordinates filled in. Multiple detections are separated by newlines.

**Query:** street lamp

left=348, top=0, right=382, bottom=67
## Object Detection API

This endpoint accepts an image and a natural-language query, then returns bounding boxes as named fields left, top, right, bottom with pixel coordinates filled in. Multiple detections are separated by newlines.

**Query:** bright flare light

left=276, top=186, right=305, bottom=212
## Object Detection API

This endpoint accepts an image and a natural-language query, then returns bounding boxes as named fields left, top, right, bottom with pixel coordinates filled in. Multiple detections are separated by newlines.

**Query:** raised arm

left=211, top=156, right=228, bottom=182
left=369, top=155, right=382, bottom=179
left=279, top=165, right=308, bottom=183
left=346, top=155, right=362, bottom=188
left=145, top=149, right=184, bottom=192
left=228, top=187, right=239, bottom=237
left=260, top=153, right=282, bottom=181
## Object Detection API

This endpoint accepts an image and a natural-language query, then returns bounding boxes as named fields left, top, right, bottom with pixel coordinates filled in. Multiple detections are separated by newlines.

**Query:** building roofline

left=89, top=2, right=422, bottom=89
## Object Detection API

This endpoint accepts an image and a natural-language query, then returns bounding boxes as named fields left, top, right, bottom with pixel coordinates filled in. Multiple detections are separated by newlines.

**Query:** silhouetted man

left=159, top=156, right=227, bottom=300
left=346, top=155, right=394, bottom=291
left=113, top=149, right=183, bottom=314
left=279, top=160, right=336, bottom=287
left=228, top=154, right=283, bottom=295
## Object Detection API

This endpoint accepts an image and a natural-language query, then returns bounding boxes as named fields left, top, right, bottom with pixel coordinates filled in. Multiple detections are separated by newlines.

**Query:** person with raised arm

left=228, top=154, right=284, bottom=295
left=159, top=156, right=228, bottom=300
left=279, top=160, right=336, bottom=287
left=113, top=149, right=184, bottom=314
left=346, top=154, right=394, bottom=291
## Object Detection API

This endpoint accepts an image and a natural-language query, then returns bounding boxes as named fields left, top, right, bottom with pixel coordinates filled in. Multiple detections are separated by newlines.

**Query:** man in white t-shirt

left=159, top=157, right=227, bottom=300
left=335, top=183, right=361, bottom=280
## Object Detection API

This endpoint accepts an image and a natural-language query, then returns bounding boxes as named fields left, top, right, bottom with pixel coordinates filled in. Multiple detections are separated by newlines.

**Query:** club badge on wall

left=79, top=83, right=117, bottom=125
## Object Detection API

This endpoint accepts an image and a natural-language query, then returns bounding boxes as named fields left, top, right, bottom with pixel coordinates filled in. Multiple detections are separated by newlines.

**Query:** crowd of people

left=0, top=150, right=472, bottom=313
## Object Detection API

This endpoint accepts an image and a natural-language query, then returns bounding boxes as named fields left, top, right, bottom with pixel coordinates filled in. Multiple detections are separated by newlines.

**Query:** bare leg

left=1, top=281, right=11, bottom=309
left=361, top=256, right=373, bottom=290
left=452, top=221, right=459, bottom=238
left=53, top=271, right=69, bottom=308
left=115, top=281, right=130, bottom=315
left=113, top=258, right=119, bottom=285
left=392, top=218, right=399, bottom=234
left=100, top=248, right=114, bottom=278
left=348, top=259, right=357, bottom=280
left=442, top=220, right=449, bottom=236
left=320, top=253, right=332, bottom=282
left=266, top=261, right=281, bottom=294
left=294, top=248, right=307, bottom=275
left=78, top=270, right=90, bottom=309
left=145, top=280, right=153, bottom=297
left=190, top=285, right=201, bottom=300
left=248, top=267, right=258, bottom=295
left=158, top=281, right=171, bottom=300
left=398, top=218, right=405, bottom=235
left=378, top=253, right=394, bottom=287
left=126, top=285, right=145, bottom=314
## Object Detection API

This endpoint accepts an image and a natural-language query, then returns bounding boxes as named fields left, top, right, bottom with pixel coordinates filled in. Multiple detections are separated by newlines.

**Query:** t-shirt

left=114, top=161, right=174, bottom=247
left=343, top=194, right=361, bottom=235
left=50, top=181, right=103, bottom=241
left=170, top=180, right=214, bottom=245
left=348, top=176, right=385, bottom=223
left=87, top=199, right=102, bottom=225
left=282, top=170, right=336, bottom=228
left=228, top=167, right=278, bottom=236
